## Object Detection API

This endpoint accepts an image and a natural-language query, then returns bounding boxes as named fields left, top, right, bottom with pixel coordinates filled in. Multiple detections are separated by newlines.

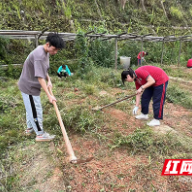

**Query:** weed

left=111, top=128, right=153, bottom=154
left=65, top=92, right=78, bottom=99
left=111, top=128, right=185, bottom=158
left=83, top=84, right=97, bottom=95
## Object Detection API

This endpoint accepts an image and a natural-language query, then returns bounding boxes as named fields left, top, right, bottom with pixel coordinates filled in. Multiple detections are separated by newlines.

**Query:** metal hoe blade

left=70, top=156, right=94, bottom=164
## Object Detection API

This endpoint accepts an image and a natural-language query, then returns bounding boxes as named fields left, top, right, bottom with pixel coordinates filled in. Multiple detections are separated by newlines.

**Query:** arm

left=140, top=52, right=146, bottom=60
left=46, top=73, right=52, bottom=88
left=135, top=93, right=141, bottom=107
left=136, top=75, right=155, bottom=94
left=57, top=66, right=62, bottom=73
left=132, top=93, right=141, bottom=115
left=38, top=77, right=56, bottom=103
left=139, top=51, right=144, bottom=58
left=142, top=57, right=146, bottom=61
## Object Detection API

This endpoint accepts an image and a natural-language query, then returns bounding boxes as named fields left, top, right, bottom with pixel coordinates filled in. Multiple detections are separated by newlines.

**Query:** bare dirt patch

left=59, top=135, right=164, bottom=192
left=17, top=142, right=66, bottom=192
left=164, top=102, right=192, bottom=137
left=103, top=108, right=144, bottom=135
left=59, top=132, right=192, bottom=192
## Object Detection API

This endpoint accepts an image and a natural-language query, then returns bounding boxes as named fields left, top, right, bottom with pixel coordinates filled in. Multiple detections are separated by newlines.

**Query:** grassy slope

left=0, top=0, right=192, bottom=34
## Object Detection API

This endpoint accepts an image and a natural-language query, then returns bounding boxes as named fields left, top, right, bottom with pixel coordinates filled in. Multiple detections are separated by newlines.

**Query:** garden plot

left=1, top=66, right=192, bottom=191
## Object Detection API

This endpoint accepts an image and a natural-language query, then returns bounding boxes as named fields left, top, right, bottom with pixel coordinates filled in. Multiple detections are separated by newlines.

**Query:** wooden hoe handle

left=48, top=87, right=77, bottom=162
left=93, top=93, right=137, bottom=111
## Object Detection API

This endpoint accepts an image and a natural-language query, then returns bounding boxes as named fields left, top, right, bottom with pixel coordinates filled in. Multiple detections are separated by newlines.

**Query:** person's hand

left=141, top=57, right=145, bottom=62
left=133, top=106, right=139, bottom=115
left=136, top=86, right=144, bottom=94
left=48, top=95, right=56, bottom=103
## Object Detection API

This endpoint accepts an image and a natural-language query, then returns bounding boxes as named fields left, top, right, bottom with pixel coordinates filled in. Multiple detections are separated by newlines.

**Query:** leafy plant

left=170, top=6, right=183, bottom=19
left=0, top=36, right=9, bottom=60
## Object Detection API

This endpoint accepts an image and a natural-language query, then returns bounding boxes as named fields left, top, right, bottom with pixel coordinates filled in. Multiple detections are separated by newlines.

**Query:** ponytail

left=121, top=68, right=137, bottom=84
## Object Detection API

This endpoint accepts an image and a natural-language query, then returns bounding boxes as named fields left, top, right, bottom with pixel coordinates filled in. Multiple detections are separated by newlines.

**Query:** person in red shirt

left=137, top=51, right=148, bottom=66
left=187, top=59, right=192, bottom=68
left=121, top=66, right=169, bottom=126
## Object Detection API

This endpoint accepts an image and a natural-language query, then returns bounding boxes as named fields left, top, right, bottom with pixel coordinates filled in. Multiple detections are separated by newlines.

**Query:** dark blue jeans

left=138, top=59, right=141, bottom=66
left=141, top=81, right=168, bottom=119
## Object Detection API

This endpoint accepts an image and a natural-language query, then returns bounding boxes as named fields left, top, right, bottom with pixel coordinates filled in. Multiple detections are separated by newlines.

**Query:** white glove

left=141, top=57, right=145, bottom=62
left=133, top=106, right=139, bottom=115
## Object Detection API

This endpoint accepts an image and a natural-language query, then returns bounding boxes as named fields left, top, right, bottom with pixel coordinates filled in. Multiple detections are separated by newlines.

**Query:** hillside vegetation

left=1, top=0, right=192, bottom=35
left=1, top=0, right=192, bottom=71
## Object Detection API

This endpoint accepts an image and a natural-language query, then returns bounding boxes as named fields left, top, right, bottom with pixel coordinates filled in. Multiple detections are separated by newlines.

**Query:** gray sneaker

left=25, top=128, right=34, bottom=135
left=36, top=132, right=55, bottom=142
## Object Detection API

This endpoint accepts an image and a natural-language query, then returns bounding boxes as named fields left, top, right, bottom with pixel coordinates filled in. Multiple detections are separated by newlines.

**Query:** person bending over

left=57, top=64, right=71, bottom=78
left=137, top=51, right=148, bottom=66
left=121, top=66, right=169, bottom=126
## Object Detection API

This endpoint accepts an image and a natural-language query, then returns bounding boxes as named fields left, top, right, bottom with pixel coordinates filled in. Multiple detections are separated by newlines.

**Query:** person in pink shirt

left=121, top=66, right=169, bottom=126
left=137, top=51, right=148, bottom=66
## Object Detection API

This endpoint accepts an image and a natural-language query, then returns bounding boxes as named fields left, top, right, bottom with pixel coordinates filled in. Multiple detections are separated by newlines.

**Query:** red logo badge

left=162, top=159, right=192, bottom=175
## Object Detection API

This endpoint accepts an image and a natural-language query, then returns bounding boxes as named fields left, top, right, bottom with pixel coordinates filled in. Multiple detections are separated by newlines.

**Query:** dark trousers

left=57, top=72, right=68, bottom=78
left=141, top=81, right=168, bottom=119
left=138, top=59, right=141, bottom=66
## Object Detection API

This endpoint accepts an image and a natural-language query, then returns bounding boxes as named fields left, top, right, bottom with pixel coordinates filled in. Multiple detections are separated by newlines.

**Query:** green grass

left=166, top=84, right=192, bottom=109
left=1, top=65, right=192, bottom=153
left=162, top=65, right=192, bottom=80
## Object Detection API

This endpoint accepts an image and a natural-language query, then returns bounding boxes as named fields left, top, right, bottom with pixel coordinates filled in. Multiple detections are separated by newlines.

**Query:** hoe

left=49, top=87, right=93, bottom=164
left=92, top=93, right=137, bottom=111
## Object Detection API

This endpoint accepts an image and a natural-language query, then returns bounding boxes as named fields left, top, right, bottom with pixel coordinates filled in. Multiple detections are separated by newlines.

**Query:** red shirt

left=187, top=59, right=192, bottom=67
left=135, top=66, right=169, bottom=90
left=137, top=51, right=145, bottom=59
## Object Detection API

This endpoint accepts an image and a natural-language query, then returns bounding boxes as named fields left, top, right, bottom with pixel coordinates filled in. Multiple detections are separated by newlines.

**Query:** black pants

left=57, top=72, right=68, bottom=78
left=141, top=81, right=168, bottom=119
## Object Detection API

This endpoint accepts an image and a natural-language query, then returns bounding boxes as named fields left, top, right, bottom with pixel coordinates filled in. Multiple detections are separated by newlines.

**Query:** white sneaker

left=135, top=113, right=148, bottom=120
left=147, top=119, right=160, bottom=126
left=36, top=132, right=55, bottom=142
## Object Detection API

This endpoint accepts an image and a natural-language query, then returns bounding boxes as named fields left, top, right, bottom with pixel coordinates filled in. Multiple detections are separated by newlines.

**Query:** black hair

left=62, top=64, right=66, bottom=69
left=145, top=52, right=148, bottom=55
left=46, top=33, right=65, bottom=49
left=121, top=68, right=136, bottom=85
